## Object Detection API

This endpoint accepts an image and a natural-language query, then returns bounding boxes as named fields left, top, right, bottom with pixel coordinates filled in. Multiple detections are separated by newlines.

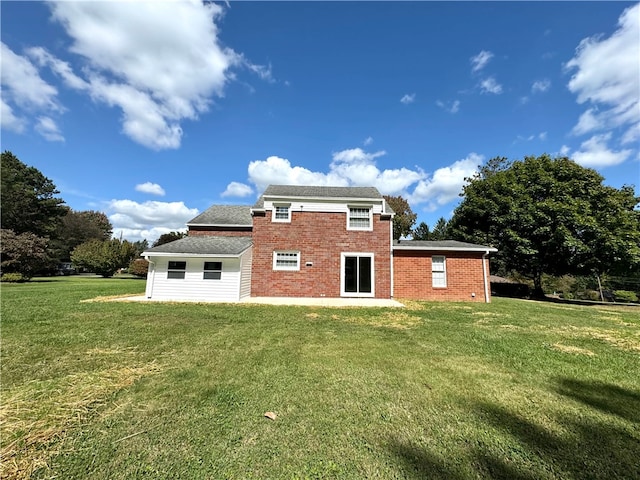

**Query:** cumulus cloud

left=532, top=79, right=551, bottom=93
left=222, top=181, right=254, bottom=198
left=408, top=153, right=482, bottom=210
left=135, top=182, right=166, bottom=196
left=479, top=77, right=503, bottom=95
left=470, top=50, right=494, bottom=72
left=571, top=133, right=632, bottom=168
left=107, top=199, right=198, bottom=242
left=436, top=99, right=460, bottom=113
left=565, top=3, right=639, bottom=156
left=25, top=1, right=270, bottom=150
left=400, top=93, right=416, bottom=104
left=0, top=42, right=63, bottom=139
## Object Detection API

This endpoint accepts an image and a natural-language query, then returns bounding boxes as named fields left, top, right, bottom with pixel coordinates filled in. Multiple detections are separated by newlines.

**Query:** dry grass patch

left=0, top=362, right=162, bottom=480
left=331, top=311, right=422, bottom=330
left=551, top=344, right=596, bottom=356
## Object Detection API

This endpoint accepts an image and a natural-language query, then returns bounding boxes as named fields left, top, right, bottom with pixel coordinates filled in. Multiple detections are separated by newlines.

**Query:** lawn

left=1, top=277, right=639, bottom=479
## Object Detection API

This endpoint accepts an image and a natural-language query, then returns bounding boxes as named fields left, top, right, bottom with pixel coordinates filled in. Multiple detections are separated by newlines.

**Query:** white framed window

left=432, top=256, right=447, bottom=288
left=167, top=261, right=186, bottom=279
left=347, top=206, right=372, bottom=230
left=273, top=251, right=300, bottom=271
left=203, top=261, right=222, bottom=280
left=272, top=204, right=291, bottom=222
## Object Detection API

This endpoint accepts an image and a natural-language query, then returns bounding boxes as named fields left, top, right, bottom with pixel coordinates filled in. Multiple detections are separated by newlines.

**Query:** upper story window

left=167, top=261, right=186, bottom=279
left=273, top=251, right=300, bottom=271
left=272, top=204, right=291, bottom=222
left=203, top=261, right=222, bottom=280
left=348, top=207, right=372, bottom=230
left=432, top=256, right=447, bottom=288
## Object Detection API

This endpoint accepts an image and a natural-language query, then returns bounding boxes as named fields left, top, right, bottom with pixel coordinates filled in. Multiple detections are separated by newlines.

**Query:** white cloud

left=35, top=116, right=64, bottom=142
left=29, top=1, right=270, bottom=150
left=363, top=136, right=374, bottom=146
left=560, top=145, right=571, bottom=156
left=107, top=199, right=198, bottom=242
left=400, top=93, right=416, bottom=104
left=436, top=99, right=460, bottom=113
left=408, top=154, right=482, bottom=211
left=135, top=182, right=166, bottom=196
left=566, top=3, right=639, bottom=150
left=621, top=123, right=640, bottom=145
left=470, top=50, right=494, bottom=73
left=222, top=181, right=254, bottom=198
left=242, top=148, right=482, bottom=212
left=539, top=132, right=547, bottom=141
left=532, top=79, right=551, bottom=93
left=571, top=133, right=632, bottom=168
left=479, top=77, right=503, bottom=95
left=0, top=42, right=64, bottom=139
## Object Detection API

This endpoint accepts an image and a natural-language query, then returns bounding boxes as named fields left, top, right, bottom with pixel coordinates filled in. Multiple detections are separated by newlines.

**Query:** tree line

left=1, top=151, right=171, bottom=280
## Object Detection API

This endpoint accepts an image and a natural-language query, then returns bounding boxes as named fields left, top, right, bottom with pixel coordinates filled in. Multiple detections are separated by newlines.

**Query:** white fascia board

left=141, top=250, right=249, bottom=259
left=186, top=223, right=252, bottom=227
left=263, top=195, right=382, bottom=204
left=393, top=246, right=498, bottom=253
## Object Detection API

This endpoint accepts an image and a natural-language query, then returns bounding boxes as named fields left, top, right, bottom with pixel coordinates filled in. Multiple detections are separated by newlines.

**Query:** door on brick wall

left=341, top=253, right=374, bottom=297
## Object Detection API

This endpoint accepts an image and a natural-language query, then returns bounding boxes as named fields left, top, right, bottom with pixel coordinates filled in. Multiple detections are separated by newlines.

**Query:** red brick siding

left=251, top=211, right=392, bottom=298
left=188, top=226, right=252, bottom=237
left=393, top=250, right=491, bottom=302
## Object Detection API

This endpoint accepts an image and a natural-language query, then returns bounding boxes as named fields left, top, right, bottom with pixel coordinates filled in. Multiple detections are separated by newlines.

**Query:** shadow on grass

left=388, top=379, right=640, bottom=479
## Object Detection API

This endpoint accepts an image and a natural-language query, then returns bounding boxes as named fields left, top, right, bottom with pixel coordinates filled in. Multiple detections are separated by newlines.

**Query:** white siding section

left=239, top=248, right=252, bottom=299
left=146, top=256, right=243, bottom=302
left=263, top=200, right=384, bottom=215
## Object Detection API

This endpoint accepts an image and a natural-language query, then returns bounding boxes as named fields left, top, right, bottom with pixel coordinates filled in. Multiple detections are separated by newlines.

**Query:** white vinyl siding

left=263, top=200, right=384, bottom=215
left=239, top=248, right=252, bottom=299
left=273, top=251, right=300, bottom=271
left=432, top=256, right=447, bottom=288
left=146, top=253, right=250, bottom=302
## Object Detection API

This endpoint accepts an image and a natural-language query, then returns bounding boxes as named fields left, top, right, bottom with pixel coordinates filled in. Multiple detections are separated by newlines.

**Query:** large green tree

left=71, top=239, right=138, bottom=277
left=449, top=154, right=640, bottom=297
left=383, top=195, right=417, bottom=240
left=50, top=208, right=113, bottom=262
left=152, top=231, right=187, bottom=247
left=1, top=151, right=66, bottom=237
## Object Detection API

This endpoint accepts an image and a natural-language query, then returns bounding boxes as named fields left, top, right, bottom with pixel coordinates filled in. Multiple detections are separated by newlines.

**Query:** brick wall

left=393, top=250, right=491, bottom=302
left=188, top=226, right=252, bottom=237
left=251, top=210, right=392, bottom=298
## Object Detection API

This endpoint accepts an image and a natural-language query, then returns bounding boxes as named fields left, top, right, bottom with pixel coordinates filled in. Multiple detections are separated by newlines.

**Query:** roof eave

left=393, top=246, right=498, bottom=253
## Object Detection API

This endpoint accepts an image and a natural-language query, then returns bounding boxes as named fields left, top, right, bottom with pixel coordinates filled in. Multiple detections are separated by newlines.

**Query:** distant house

left=142, top=185, right=496, bottom=303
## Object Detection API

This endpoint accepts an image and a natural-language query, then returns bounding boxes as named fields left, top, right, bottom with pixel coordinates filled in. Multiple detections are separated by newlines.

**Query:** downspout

left=387, top=202, right=395, bottom=299
left=482, top=251, right=490, bottom=303
left=145, top=256, right=155, bottom=299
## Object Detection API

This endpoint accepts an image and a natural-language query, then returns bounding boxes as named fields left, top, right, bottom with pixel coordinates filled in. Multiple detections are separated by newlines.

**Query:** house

left=142, top=185, right=496, bottom=303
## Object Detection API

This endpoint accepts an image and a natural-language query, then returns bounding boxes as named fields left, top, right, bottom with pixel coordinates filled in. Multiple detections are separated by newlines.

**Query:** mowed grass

left=1, top=277, right=639, bottom=479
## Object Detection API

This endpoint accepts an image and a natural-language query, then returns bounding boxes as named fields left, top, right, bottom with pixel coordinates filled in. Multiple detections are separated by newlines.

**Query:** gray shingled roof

left=393, top=240, right=497, bottom=251
left=253, top=185, right=384, bottom=209
left=143, top=236, right=252, bottom=255
left=187, top=205, right=252, bottom=226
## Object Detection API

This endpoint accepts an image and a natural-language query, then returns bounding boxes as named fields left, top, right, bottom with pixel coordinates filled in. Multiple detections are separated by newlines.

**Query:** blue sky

left=2, top=1, right=639, bottom=242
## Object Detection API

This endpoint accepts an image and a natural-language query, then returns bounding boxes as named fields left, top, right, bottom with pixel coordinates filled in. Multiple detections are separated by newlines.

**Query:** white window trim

left=340, top=252, right=375, bottom=297
left=272, top=203, right=291, bottom=223
left=167, top=260, right=187, bottom=280
left=346, top=205, right=373, bottom=231
left=203, top=261, right=222, bottom=280
left=273, top=251, right=300, bottom=271
left=432, top=255, right=447, bottom=288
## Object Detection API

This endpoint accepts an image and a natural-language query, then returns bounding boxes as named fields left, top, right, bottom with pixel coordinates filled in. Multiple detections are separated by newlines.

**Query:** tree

left=412, top=221, right=431, bottom=240
left=128, top=258, right=149, bottom=278
left=430, top=217, right=450, bottom=240
left=71, top=239, right=138, bottom=277
left=383, top=195, right=417, bottom=240
left=1, top=151, right=66, bottom=237
left=0, top=229, right=49, bottom=279
left=449, top=154, right=640, bottom=297
left=50, top=208, right=113, bottom=262
left=152, top=231, right=187, bottom=247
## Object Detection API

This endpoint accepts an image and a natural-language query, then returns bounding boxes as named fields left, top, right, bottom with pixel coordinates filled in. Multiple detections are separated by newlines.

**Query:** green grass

left=2, top=277, right=639, bottom=479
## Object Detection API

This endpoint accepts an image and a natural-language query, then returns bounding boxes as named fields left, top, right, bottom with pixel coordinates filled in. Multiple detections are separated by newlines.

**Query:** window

left=348, top=207, right=372, bottom=230
left=273, top=251, right=300, bottom=271
left=272, top=204, right=291, bottom=222
left=203, top=261, right=222, bottom=280
left=167, top=261, right=186, bottom=279
left=432, top=256, right=446, bottom=288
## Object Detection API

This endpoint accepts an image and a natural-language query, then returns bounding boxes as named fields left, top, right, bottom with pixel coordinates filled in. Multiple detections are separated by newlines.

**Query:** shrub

left=1, top=272, right=28, bottom=282
left=614, top=290, right=638, bottom=303
left=128, top=259, right=149, bottom=278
